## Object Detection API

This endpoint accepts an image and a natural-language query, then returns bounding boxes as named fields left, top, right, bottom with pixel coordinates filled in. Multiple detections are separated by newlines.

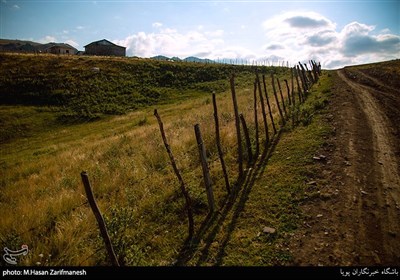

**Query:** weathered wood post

left=271, top=73, right=285, bottom=125
left=311, top=60, right=319, bottom=82
left=298, top=63, right=309, bottom=93
left=253, top=81, right=259, bottom=157
left=295, top=66, right=304, bottom=103
left=230, top=74, right=244, bottom=180
left=276, top=78, right=288, bottom=118
left=291, top=67, right=296, bottom=107
left=194, top=124, right=215, bottom=213
left=284, top=79, right=291, bottom=106
left=80, top=172, right=120, bottom=266
left=256, top=74, right=270, bottom=146
left=262, top=75, right=277, bottom=134
left=239, top=114, right=253, bottom=165
left=212, top=94, right=230, bottom=194
left=304, top=63, right=314, bottom=84
left=154, top=109, right=194, bottom=239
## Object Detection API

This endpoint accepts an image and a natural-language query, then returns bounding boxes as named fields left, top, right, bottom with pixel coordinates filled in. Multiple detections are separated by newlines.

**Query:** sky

left=0, top=0, right=399, bottom=69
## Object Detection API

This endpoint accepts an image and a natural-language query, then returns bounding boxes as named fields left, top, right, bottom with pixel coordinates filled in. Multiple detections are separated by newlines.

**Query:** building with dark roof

left=40, top=43, right=77, bottom=55
left=84, top=39, right=126, bottom=57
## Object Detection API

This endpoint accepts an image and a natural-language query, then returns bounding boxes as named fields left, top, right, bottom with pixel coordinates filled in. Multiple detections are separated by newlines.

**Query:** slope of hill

left=0, top=53, right=264, bottom=121
left=1, top=52, right=321, bottom=266
left=3, top=53, right=397, bottom=267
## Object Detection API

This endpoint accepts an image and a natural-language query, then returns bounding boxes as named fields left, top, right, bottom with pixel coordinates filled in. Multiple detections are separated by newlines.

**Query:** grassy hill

left=0, top=53, right=331, bottom=266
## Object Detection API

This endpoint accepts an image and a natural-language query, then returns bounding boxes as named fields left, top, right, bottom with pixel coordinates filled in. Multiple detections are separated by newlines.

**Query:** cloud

left=265, top=44, right=285, bottom=50
left=285, top=16, right=329, bottom=28
left=76, top=26, right=84, bottom=30
left=261, top=11, right=399, bottom=69
left=305, top=31, right=337, bottom=47
left=112, top=11, right=398, bottom=70
left=12, top=4, right=19, bottom=9
left=152, top=22, right=162, bottom=28
left=339, top=22, right=400, bottom=57
left=39, top=36, right=56, bottom=43
left=115, top=26, right=225, bottom=58
left=65, top=40, right=79, bottom=48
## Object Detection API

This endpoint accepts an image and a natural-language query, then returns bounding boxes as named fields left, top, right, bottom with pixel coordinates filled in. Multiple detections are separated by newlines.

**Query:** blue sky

left=1, top=0, right=399, bottom=68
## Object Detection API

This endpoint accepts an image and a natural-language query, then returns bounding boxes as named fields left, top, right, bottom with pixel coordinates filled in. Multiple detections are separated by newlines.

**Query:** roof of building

left=39, top=42, right=77, bottom=51
left=84, top=39, right=125, bottom=49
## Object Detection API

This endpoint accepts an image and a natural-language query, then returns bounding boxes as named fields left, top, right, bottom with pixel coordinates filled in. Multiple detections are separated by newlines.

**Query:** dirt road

left=289, top=64, right=400, bottom=266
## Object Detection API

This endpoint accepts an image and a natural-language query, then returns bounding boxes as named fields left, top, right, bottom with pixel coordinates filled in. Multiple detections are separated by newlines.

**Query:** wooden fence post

left=239, top=114, right=253, bottom=165
left=230, top=74, right=243, bottom=180
left=304, top=63, right=314, bottom=84
left=253, top=81, right=259, bottom=157
left=154, top=109, right=194, bottom=239
left=295, top=66, right=304, bottom=103
left=276, top=78, right=288, bottom=117
left=271, top=73, right=285, bottom=125
left=212, top=94, right=231, bottom=194
left=298, top=63, right=309, bottom=93
left=262, top=75, right=277, bottom=134
left=291, top=67, right=296, bottom=107
left=80, top=172, right=120, bottom=267
left=194, top=124, right=215, bottom=213
left=256, top=74, right=270, bottom=147
left=311, top=60, right=319, bottom=82
left=284, top=79, right=291, bottom=106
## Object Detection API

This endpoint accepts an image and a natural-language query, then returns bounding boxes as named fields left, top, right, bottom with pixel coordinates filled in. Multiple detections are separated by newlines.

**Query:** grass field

left=0, top=53, right=331, bottom=266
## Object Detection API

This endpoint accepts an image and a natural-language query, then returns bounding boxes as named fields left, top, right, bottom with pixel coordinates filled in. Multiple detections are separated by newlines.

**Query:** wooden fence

left=78, top=60, right=321, bottom=265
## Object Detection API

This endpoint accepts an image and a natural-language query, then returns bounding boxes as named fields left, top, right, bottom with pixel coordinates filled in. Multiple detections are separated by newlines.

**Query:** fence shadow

left=174, top=129, right=283, bottom=266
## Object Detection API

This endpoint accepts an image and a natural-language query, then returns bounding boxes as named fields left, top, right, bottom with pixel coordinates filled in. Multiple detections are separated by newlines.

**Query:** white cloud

left=261, top=11, right=399, bottom=69
left=2, top=0, right=7, bottom=3
left=152, top=22, right=162, bottom=28
left=63, top=30, right=69, bottom=34
left=65, top=40, right=79, bottom=48
left=205, top=29, right=224, bottom=37
left=39, top=36, right=56, bottom=43
left=12, top=4, right=19, bottom=9
left=112, top=11, right=398, bottom=70
left=76, top=26, right=84, bottom=30
left=114, top=26, right=225, bottom=59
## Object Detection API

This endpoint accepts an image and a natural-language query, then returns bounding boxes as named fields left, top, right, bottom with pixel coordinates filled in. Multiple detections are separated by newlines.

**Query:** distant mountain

left=0, top=39, right=41, bottom=52
left=151, top=55, right=215, bottom=63
left=183, top=56, right=215, bottom=63
left=0, top=39, right=77, bottom=53
left=150, top=55, right=170, bottom=61
left=170, top=56, right=182, bottom=62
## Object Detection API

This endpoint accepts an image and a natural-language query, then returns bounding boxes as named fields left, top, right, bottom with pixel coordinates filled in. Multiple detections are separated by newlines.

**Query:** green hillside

left=0, top=53, right=282, bottom=120
left=0, top=53, right=331, bottom=266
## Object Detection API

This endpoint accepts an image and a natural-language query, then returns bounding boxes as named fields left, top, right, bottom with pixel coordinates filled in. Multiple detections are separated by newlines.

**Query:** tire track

left=337, top=69, right=400, bottom=264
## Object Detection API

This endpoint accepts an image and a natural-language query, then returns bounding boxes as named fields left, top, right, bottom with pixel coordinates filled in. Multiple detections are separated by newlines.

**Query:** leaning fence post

left=256, top=74, right=270, bottom=147
left=271, top=73, right=286, bottom=126
left=212, top=94, right=231, bottom=194
left=154, top=109, right=194, bottom=239
left=253, top=81, right=259, bottom=157
left=262, top=74, right=277, bottom=135
left=295, top=67, right=304, bottom=103
left=239, top=114, right=253, bottom=165
left=230, top=74, right=244, bottom=180
left=194, top=124, right=215, bottom=213
left=291, top=67, right=296, bottom=106
left=80, top=172, right=120, bottom=267
left=284, top=79, right=291, bottom=107
left=276, top=78, right=288, bottom=118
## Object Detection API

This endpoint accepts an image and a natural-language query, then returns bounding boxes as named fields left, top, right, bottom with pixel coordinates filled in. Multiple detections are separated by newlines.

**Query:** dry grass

left=0, top=61, right=318, bottom=266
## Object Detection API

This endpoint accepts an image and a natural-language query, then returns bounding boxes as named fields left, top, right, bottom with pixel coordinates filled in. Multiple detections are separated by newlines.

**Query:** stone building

left=41, top=43, right=77, bottom=55
left=84, top=39, right=126, bottom=57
